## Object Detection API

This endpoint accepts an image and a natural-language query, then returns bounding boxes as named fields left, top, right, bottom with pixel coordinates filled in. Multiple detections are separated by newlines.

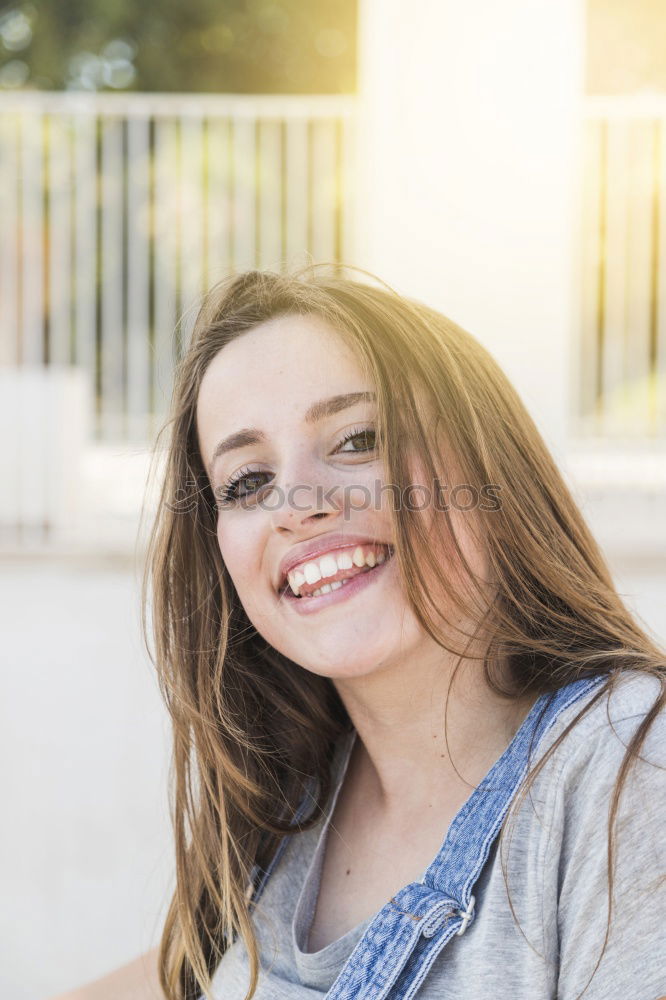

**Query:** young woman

left=56, top=266, right=666, bottom=1000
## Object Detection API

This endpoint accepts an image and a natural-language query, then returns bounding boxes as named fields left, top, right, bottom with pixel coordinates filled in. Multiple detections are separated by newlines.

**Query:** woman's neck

left=333, top=644, right=537, bottom=820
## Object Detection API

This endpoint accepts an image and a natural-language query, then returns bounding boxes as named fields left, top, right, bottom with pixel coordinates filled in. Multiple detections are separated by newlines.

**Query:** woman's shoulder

left=537, top=673, right=666, bottom=999
left=531, top=670, right=666, bottom=817
left=510, top=672, right=666, bottom=913
left=541, top=669, right=665, bottom=764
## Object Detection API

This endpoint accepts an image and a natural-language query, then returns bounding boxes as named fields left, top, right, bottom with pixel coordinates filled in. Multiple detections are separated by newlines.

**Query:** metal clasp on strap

left=455, top=894, right=476, bottom=936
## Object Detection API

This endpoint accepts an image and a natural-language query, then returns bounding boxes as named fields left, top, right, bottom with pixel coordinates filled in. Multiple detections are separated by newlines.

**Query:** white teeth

left=284, top=545, right=391, bottom=597
left=308, top=578, right=351, bottom=598
left=319, top=554, right=339, bottom=579
left=352, top=546, right=366, bottom=567
left=303, top=562, right=322, bottom=584
left=286, top=568, right=306, bottom=596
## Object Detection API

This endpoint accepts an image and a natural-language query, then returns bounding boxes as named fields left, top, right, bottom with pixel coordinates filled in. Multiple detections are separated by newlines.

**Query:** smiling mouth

left=278, top=546, right=394, bottom=600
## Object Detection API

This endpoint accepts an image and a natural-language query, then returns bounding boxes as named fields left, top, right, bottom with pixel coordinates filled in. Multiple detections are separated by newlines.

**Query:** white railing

left=0, top=92, right=357, bottom=444
left=578, top=96, right=666, bottom=441
left=0, top=91, right=356, bottom=548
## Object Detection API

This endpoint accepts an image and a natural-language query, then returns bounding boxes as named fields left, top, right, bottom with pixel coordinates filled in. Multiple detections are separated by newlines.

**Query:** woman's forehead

left=195, top=317, right=376, bottom=467
left=198, top=315, right=371, bottom=409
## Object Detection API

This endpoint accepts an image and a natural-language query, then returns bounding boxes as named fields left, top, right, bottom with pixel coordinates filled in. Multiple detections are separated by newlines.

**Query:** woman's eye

left=336, top=428, right=377, bottom=454
left=219, top=469, right=271, bottom=503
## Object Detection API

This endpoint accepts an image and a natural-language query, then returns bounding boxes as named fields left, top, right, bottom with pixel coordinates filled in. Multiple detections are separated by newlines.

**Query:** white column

left=355, top=0, right=586, bottom=459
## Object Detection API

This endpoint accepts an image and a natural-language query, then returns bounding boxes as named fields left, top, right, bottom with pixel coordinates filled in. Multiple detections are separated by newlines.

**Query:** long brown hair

left=141, top=264, right=665, bottom=1000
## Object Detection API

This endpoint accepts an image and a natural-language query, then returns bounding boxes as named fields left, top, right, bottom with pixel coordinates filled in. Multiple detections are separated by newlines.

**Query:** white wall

left=355, top=0, right=586, bottom=460
left=0, top=557, right=173, bottom=999
left=353, top=0, right=666, bottom=571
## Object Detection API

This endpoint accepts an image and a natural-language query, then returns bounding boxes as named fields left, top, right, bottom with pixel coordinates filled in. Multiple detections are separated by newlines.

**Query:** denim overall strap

left=324, top=674, right=608, bottom=1000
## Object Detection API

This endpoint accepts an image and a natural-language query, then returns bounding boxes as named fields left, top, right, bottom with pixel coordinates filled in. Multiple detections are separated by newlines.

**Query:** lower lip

left=279, top=554, right=395, bottom=616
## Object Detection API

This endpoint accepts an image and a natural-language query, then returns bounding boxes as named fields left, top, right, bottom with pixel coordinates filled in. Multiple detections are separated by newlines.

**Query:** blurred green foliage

left=0, top=0, right=356, bottom=93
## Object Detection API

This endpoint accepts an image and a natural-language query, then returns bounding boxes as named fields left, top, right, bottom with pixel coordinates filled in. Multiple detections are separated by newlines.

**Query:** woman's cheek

left=347, top=463, right=394, bottom=518
left=216, top=517, right=253, bottom=592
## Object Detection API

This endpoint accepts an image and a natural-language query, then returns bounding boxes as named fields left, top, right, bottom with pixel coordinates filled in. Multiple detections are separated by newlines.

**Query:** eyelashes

left=216, top=425, right=378, bottom=505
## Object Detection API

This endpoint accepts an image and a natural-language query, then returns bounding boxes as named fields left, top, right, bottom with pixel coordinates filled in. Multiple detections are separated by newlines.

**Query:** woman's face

left=196, top=312, right=485, bottom=682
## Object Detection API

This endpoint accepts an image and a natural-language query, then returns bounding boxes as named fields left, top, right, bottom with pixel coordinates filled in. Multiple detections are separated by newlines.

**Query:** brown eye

left=336, top=427, right=377, bottom=453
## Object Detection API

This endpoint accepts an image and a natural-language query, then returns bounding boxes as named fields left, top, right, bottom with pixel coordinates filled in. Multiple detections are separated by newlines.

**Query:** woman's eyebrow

left=209, top=391, right=376, bottom=470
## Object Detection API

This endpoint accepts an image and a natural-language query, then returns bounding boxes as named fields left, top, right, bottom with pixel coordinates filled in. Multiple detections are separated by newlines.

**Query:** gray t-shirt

left=209, top=672, right=666, bottom=999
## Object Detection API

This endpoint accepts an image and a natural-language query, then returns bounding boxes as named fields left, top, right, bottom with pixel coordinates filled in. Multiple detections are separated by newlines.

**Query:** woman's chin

left=276, top=634, right=402, bottom=682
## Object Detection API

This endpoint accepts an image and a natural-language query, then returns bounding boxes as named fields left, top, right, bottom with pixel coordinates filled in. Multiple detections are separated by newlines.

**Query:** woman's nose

left=268, top=464, right=345, bottom=533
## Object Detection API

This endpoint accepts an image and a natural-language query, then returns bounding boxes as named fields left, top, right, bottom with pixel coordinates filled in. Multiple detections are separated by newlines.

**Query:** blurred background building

left=1, top=1, right=665, bottom=996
